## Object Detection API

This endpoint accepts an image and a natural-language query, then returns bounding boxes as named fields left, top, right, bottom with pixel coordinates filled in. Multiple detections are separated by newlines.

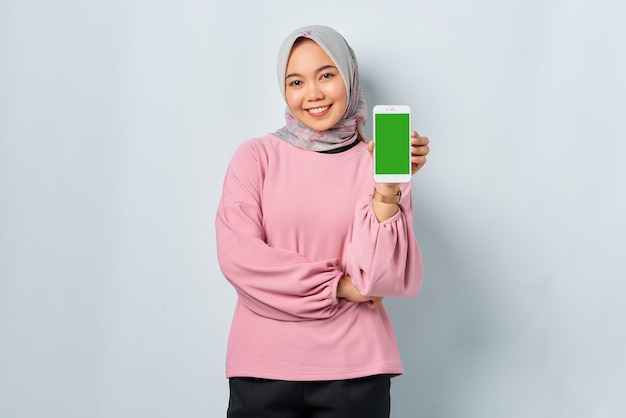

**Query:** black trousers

left=227, top=375, right=391, bottom=418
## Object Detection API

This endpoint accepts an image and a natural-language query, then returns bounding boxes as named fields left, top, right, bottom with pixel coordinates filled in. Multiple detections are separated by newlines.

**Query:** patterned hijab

left=274, top=25, right=367, bottom=152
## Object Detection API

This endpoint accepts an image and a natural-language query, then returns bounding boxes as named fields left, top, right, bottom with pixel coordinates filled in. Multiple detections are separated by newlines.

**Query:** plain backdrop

left=1, top=0, right=625, bottom=417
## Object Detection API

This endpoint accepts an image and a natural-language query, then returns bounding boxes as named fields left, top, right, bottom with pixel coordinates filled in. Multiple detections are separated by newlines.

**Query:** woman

left=216, top=25, right=430, bottom=417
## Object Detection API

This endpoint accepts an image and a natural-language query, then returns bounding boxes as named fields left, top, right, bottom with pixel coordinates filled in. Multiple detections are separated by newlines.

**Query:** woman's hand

left=337, top=275, right=383, bottom=309
left=409, top=130, right=429, bottom=175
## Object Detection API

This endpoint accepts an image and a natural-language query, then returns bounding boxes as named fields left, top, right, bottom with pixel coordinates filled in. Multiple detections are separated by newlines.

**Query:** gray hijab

left=274, top=25, right=367, bottom=152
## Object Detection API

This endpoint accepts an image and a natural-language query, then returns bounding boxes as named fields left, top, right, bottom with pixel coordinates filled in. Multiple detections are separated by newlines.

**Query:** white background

left=1, top=0, right=625, bottom=417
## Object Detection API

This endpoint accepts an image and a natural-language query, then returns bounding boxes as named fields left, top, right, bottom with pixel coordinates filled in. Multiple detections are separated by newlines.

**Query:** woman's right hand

left=337, top=275, right=383, bottom=309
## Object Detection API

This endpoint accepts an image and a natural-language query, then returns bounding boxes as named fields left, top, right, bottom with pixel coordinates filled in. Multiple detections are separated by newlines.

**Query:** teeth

left=308, top=106, right=329, bottom=115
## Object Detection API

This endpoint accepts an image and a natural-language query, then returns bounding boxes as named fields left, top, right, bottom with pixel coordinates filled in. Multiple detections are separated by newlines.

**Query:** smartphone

left=373, top=105, right=412, bottom=183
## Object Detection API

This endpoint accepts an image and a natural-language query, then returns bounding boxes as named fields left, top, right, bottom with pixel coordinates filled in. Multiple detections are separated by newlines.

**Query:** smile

left=307, top=105, right=331, bottom=116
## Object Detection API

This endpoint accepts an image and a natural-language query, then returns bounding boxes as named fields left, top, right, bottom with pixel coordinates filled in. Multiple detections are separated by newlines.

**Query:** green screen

left=375, top=113, right=410, bottom=174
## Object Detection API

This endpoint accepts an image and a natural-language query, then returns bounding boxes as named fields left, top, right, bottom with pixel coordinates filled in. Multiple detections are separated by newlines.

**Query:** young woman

left=216, top=25, right=430, bottom=418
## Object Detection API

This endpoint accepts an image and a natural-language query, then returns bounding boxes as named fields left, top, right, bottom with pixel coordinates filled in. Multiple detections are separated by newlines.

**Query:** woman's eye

left=289, top=80, right=302, bottom=87
left=321, top=73, right=334, bottom=79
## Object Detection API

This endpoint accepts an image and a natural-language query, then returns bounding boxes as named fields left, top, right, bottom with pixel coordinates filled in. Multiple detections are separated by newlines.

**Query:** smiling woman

left=216, top=24, right=430, bottom=418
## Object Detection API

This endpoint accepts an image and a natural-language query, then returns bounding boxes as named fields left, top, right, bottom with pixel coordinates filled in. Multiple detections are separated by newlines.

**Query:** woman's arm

left=345, top=186, right=423, bottom=298
left=346, top=131, right=429, bottom=297
left=216, top=141, right=344, bottom=322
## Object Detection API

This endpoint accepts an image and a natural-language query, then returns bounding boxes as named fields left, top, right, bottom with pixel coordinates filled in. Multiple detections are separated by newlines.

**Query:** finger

left=412, top=152, right=427, bottom=162
left=412, top=155, right=427, bottom=166
left=411, top=145, right=430, bottom=157
left=411, top=135, right=429, bottom=147
left=411, top=157, right=427, bottom=174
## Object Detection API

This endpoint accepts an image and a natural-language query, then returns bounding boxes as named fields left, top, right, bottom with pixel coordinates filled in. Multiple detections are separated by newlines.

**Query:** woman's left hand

left=410, top=131, right=429, bottom=175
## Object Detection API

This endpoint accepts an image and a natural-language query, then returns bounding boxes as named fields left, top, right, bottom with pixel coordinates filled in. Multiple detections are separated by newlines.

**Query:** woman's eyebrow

left=316, top=65, right=337, bottom=73
left=286, top=65, right=338, bottom=79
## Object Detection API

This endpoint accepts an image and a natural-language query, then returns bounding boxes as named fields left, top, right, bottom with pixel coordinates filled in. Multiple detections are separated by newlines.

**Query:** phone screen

left=374, top=112, right=411, bottom=175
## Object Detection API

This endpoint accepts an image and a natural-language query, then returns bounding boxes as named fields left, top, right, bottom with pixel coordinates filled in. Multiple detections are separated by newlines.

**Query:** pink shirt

left=216, top=134, right=423, bottom=381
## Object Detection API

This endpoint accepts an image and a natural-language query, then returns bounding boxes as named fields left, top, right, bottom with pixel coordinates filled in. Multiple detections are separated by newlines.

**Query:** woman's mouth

left=307, top=105, right=331, bottom=117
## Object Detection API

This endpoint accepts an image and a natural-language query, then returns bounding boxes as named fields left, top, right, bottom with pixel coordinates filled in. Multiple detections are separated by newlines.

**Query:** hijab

left=274, top=25, right=367, bottom=152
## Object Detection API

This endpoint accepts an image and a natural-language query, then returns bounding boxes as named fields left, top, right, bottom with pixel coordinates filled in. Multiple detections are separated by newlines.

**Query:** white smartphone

left=373, top=105, right=412, bottom=183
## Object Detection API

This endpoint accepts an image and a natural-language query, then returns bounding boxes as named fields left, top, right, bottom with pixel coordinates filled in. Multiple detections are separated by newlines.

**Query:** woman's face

left=285, top=39, right=347, bottom=131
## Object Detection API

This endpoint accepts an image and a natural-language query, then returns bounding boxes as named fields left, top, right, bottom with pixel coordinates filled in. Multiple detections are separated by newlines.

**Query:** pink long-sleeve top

left=216, top=134, right=423, bottom=381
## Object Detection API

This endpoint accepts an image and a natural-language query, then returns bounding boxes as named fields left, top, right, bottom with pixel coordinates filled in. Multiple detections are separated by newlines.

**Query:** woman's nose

left=305, top=82, right=324, bottom=101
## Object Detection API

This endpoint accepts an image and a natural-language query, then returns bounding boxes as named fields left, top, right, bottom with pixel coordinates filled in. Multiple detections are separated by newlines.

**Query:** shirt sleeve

left=215, top=140, right=343, bottom=322
left=345, top=185, right=423, bottom=298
